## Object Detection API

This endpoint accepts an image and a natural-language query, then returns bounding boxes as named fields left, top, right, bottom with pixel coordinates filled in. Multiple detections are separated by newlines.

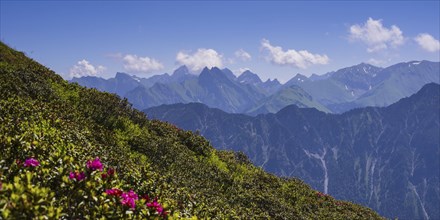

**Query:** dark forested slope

left=146, top=83, right=440, bottom=220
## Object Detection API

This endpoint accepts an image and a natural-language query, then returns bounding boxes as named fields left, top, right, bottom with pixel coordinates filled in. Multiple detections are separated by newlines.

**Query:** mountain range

left=69, top=47, right=440, bottom=219
left=71, top=61, right=439, bottom=115
left=0, top=42, right=384, bottom=218
left=145, top=83, right=440, bottom=220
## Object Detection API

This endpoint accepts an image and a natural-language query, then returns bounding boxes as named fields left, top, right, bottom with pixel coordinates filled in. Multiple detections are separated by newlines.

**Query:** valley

left=71, top=58, right=440, bottom=219
left=145, top=83, right=440, bottom=219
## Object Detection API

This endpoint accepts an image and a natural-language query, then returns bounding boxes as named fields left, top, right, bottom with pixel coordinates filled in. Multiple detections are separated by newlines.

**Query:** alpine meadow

left=1, top=1, right=439, bottom=219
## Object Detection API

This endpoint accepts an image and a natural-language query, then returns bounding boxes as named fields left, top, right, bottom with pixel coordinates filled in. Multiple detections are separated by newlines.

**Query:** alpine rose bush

left=120, top=190, right=139, bottom=209
left=86, top=157, right=103, bottom=171
left=69, top=171, right=86, bottom=181
left=1, top=156, right=169, bottom=219
left=23, top=158, right=40, bottom=167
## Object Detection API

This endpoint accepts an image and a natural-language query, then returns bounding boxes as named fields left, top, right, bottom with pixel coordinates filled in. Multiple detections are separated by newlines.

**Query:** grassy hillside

left=0, top=42, right=382, bottom=219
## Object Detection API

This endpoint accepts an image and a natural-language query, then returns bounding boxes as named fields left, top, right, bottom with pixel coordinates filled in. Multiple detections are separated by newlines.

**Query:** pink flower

left=146, top=200, right=159, bottom=208
left=107, top=168, right=115, bottom=176
left=102, top=168, right=115, bottom=179
left=147, top=199, right=167, bottom=216
left=121, top=190, right=138, bottom=209
left=86, top=157, right=103, bottom=171
left=69, top=171, right=86, bottom=181
left=77, top=172, right=86, bottom=180
left=23, top=158, right=40, bottom=167
left=157, top=205, right=167, bottom=216
left=156, top=206, right=165, bottom=215
left=106, top=188, right=123, bottom=197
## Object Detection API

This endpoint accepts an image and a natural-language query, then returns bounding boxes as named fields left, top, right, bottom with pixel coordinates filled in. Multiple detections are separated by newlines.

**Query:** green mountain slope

left=247, top=85, right=331, bottom=115
left=0, top=43, right=383, bottom=218
left=285, top=77, right=356, bottom=107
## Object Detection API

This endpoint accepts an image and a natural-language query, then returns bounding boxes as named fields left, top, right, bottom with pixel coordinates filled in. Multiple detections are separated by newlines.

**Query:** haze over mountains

left=71, top=61, right=439, bottom=114
left=71, top=60, right=440, bottom=219
left=145, top=83, right=440, bottom=220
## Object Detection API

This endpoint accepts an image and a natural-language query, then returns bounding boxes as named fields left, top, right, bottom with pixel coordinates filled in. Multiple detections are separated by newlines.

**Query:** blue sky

left=1, top=1, right=439, bottom=82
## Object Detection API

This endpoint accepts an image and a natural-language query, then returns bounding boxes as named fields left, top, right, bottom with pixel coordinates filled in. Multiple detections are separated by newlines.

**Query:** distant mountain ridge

left=145, top=83, right=440, bottom=220
left=71, top=61, right=439, bottom=114
left=247, top=85, right=331, bottom=115
left=1, top=41, right=384, bottom=219
left=237, top=70, right=263, bottom=85
left=353, top=61, right=440, bottom=107
left=330, top=63, right=383, bottom=91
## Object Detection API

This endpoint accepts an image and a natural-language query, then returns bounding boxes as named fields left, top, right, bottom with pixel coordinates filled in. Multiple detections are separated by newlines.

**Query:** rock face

left=237, top=70, right=263, bottom=85
left=145, top=83, right=440, bottom=220
left=72, top=61, right=439, bottom=115
left=281, top=61, right=439, bottom=113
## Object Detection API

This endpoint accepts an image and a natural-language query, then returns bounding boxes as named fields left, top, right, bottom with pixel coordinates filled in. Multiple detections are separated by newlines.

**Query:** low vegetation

left=0, top=42, right=382, bottom=219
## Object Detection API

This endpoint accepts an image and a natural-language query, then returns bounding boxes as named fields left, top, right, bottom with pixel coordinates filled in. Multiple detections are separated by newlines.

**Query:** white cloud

left=234, top=49, right=252, bottom=61
left=176, top=48, right=223, bottom=72
left=349, top=18, right=404, bottom=52
left=234, top=67, right=252, bottom=75
left=122, top=54, right=164, bottom=73
left=260, top=39, right=329, bottom=69
left=69, top=59, right=106, bottom=78
left=366, top=58, right=386, bottom=66
left=415, top=33, right=440, bottom=52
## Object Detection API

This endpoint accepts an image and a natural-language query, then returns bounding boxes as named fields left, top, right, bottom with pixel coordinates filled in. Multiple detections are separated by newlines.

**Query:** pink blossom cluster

left=21, top=158, right=40, bottom=167
left=105, top=188, right=167, bottom=216
left=106, top=188, right=139, bottom=209
left=106, top=188, right=123, bottom=197
left=121, top=190, right=139, bottom=209
left=86, top=157, right=103, bottom=171
left=13, top=156, right=168, bottom=217
left=68, top=157, right=115, bottom=182
left=147, top=198, right=167, bottom=216
left=101, top=168, right=115, bottom=179
left=69, top=171, right=86, bottom=181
